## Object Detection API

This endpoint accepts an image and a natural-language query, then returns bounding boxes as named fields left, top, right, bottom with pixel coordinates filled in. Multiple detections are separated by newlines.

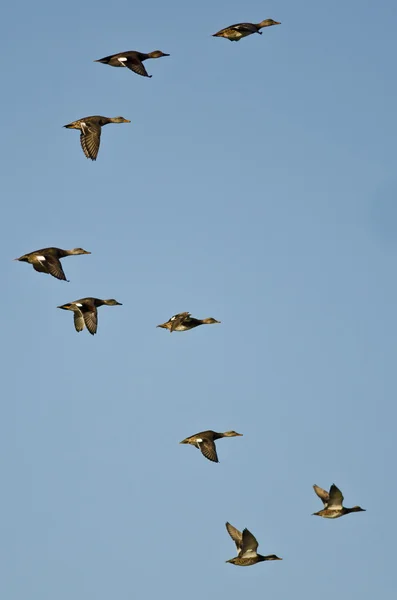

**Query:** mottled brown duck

left=157, top=312, right=220, bottom=332
left=312, top=484, right=365, bottom=519
left=95, top=50, right=170, bottom=78
left=57, top=297, right=122, bottom=335
left=213, top=19, right=281, bottom=41
left=15, top=247, right=90, bottom=281
left=64, top=115, right=130, bottom=160
left=179, top=430, right=242, bottom=463
left=225, top=522, right=282, bottom=566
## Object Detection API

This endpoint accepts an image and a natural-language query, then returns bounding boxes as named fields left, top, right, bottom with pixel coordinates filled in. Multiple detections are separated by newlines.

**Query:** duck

left=95, top=50, right=170, bottom=78
left=179, top=430, right=242, bottom=463
left=213, top=19, right=281, bottom=41
left=14, top=247, right=90, bottom=281
left=57, top=298, right=122, bottom=335
left=156, top=312, right=220, bottom=332
left=312, top=484, right=366, bottom=519
left=225, top=522, right=282, bottom=566
left=64, top=115, right=130, bottom=160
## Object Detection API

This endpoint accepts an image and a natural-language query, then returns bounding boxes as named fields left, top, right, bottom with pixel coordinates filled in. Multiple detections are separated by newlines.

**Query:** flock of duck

left=62, top=18, right=282, bottom=161
left=16, top=16, right=366, bottom=567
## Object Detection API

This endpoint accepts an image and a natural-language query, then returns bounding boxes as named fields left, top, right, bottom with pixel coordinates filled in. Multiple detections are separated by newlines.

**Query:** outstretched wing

left=313, top=484, right=330, bottom=507
left=225, top=522, right=243, bottom=551
left=241, top=529, right=259, bottom=555
left=82, top=307, right=98, bottom=335
left=198, top=439, right=219, bottom=463
left=80, top=122, right=101, bottom=160
left=328, top=484, right=344, bottom=509
left=73, top=310, right=85, bottom=332
left=124, top=57, right=150, bottom=77
left=44, top=256, right=67, bottom=281
left=32, top=256, right=67, bottom=280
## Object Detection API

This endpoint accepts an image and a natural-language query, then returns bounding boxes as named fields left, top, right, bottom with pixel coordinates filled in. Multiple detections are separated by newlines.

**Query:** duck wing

left=123, top=56, right=150, bottom=77
left=170, top=312, right=190, bottom=332
left=198, top=438, right=219, bottom=463
left=32, top=255, right=67, bottom=281
left=327, top=484, right=344, bottom=509
left=82, top=306, right=98, bottom=335
left=313, top=484, right=330, bottom=507
left=241, top=529, right=259, bottom=555
left=80, top=122, right=101, bottom=160
left=45, top=256, right=67, bottom=281
left=73, top=309, right=85, bottom=332
left=225, top=522, right=243, bottom=551
left=229, top=22, right=258, bottom=34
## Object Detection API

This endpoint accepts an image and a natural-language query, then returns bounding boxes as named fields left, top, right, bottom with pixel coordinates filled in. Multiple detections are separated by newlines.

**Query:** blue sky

left=2, top=0, right=397, bottom=598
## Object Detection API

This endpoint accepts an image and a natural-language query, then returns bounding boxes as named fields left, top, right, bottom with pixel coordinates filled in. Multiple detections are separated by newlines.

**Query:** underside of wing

left=32, top=261, right=47, bottom=274
left=199, top=440, right=219, bottom=463
left=313, top=484, right=330, bottom=507
left=73, top=310, right=85, bottom=332
left=82, top=308, right=98, bottom=335
left=44, top=256, right=67, bottom=281
left=80, top=124, right=101, bottom=160
left=125, top=58, right=149, bottom=77
left=226, top=522, right=243, bottom=551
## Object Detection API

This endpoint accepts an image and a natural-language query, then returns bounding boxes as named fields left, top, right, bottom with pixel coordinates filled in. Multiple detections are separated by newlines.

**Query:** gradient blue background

left=2, top=1, right=397, bottom=598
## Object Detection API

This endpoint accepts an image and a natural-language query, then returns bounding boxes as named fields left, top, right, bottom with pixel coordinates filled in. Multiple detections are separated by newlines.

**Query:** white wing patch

left=117, top=57, right=127, bottom=64
left=195, top=438, right=203, bottom=443
left=75, top=303, right=83, bottom=307
left=241, top=549, right=257, bottom=558
left=36, top=255, right=46, bottom=261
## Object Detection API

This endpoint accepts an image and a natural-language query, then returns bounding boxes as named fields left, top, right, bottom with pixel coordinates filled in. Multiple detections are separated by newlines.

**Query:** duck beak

left=274, top=21, right=281, bottom=25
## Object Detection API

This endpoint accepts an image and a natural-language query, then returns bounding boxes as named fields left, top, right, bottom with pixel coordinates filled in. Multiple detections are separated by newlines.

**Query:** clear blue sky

left=2, top=0, right=397, bottom=598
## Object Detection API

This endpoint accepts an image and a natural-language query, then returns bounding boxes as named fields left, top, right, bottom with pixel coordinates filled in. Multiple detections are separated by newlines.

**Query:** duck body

left=225, top=522, right=282, bottom=566
left=179, top=430, right=242, bottom=463
left=157, top=312, right=220, bottom=332
left=57, top=297, right=122, bottom=335
left=64, top=115, right=130, bottom=160
left=15, top=247, right=90, bottom=281
left=312, top=484, right=365, bottom=519
left=213, top=19, right=281, bottom=41
left=95, top=50, right=170, bottom=78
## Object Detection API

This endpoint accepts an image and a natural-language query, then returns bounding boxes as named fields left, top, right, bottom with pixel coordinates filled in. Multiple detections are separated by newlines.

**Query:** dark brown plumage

left=213, top=19, right=281, bottom=41
left=94, top=50, right=170, bottom=78
left=312, top=484, right=366, bottom=519
left=14, top=247, right=90, bottom=281
left=157, top=312, right=220, bottom=332
left=63, top=116, right=130, bottom=160
left=225, top=522, right=282, bottom=566
left=57, top=297, right=122, bottom=335
left=179, top=430, right=242, bottom=463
